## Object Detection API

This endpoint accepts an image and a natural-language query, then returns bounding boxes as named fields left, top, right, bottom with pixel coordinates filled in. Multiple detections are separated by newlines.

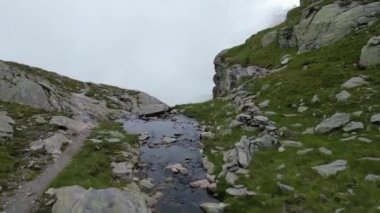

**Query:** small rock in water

left=165, top=163, right=188, bottom=174
left=162, top=136, right=178, bottom=144
left=200, top=203, right=228, bottom=213
left=190, top=179, right=210, bottom=188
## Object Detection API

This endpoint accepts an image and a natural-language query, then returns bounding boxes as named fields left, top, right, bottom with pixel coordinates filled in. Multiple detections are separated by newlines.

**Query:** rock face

left=50, top=116, right=89, bottom=134
left=213, top=52, right=271, bottom=97
left=315, top=113, right=350, bottom=134
left=360, top=36, right=380, bottom=67
left=48, top=185, right=151, bottom=213
left=295, top=2, right=380, bottom=53
left=0, top=111, right=15, bottom=140
left=278, top=27, right=298, bottom=48
left=261, top=30, right=277, bottom=47
left=0, top=60, right=168, bottom=119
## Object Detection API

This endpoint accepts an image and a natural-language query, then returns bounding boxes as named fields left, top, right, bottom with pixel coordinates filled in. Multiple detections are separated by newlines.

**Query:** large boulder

left=0, top=111, right=15, bottom=140
left=360, top=36, right=380, bottom=67
left=30, top=133, right=72, bottom=156
left=315, top=113, right=350, bottom=134
left=48, top=185, right=151, bottom=213
left=295, top=2, right=380, bottom=52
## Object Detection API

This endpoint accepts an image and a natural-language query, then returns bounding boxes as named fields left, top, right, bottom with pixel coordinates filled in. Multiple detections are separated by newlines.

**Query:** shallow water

left=124, top=114, right=217, bottom=213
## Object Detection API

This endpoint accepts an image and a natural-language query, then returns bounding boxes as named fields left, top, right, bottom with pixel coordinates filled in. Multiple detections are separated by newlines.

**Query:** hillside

left=178, top=0, right=380, bottom=212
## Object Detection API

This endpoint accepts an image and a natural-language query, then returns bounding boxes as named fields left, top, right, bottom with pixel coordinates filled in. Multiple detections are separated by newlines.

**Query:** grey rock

left=226, top=187, right=257, bottom=197
left=201, top=132, right=215, bottom=139
left=342, top=121, right=364, bottom=132
left=365, top=174, right=380, bottom=182
left=342, top=77, right=369, bottom=89
left=139, top=179, right=154, bottom=192
left=297, top=148, right=314, bottom=155
left=30, top=133, right=72, bottom=156
left=311, top=95, right=320, bottom=104
left=203, top=156, right=215, bottom=174
left=297, top=106, right=308, bottom=113
left=162, top=136, right=178, bottom=144
left=261, top=30, right=278, bottom=47
left=360, top=36, right=380, bottom=67
left=340, top=136, right=357, bottom=142
left=295, top=2, right=380, bottom=52
left=315, top=113, right=350, bottom=134
left=225, top=172, right=238, bottom=185
left=371, top=114, right=380, bottom=124
left=190, top=179, right=211, bottom=189
left=358, top=137, right=372, bottom=143
left=138, top=132, right=151, bottom=141
left=312, top=160, right=348, bottom=177
left=50, top=116, right=88, bottom=134
left=253, top=115, right=268, bottom=123
left=200, top=203, right=227, bottom=213
left=319, top=147, right=332, bottom=155
left=359, top=157, right=380, bottom=162
left=280, top=54, right=292, bottom=65
left=0, top=111, right=15, bottom=139
left=282, top=140, right=303, bottom=148
left=277, top=182, right=295, bottom=193
left=335, top=91, right=351, bottom=102
left=302, top=127, right=315, bottom=135
left=111, top=162, right=134, bottom=179
left=258, top=100, right=270, bottom=109
left=352, top=111, right=363, bottom=117
left=49, top=185, right=150, bottom=213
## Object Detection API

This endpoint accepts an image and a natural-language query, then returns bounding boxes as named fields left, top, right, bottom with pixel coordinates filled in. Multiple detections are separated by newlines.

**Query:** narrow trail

left=1, top=129, right=91, bottom=213
left=124, top=114, right=217, bottom=213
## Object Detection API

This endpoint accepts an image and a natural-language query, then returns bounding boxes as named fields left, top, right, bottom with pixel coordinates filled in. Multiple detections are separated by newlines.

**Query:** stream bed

left=124, top=114, right=217, bottom=213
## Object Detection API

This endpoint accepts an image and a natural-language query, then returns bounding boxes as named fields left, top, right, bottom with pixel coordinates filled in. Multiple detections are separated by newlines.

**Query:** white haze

left=0, top=0, right=298, bottom=105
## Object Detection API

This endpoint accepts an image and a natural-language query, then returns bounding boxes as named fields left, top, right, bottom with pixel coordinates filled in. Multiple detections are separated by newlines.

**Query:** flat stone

left=358, top=137, right=372, bottom=143
left=297, top=148, right=314, bottom=155
left=138, top=132, right=151, bottom=141
left=335, top=91, right=351, bottom=102
left=226, top=187, right=257, bottom=197
left=190, top=179, right=210, bottom=189
left=340, top=136, right=357, bottom=142
left=225, top=172, right=238, bottom=185
left=352, top=111, right=363, bottom=117
left=302, top=127, right=315, bottom=135
left=30, top=133, right=72, bottom=156
left=315, top=113, right=350, bottom=134
left=253, top=115, right=268, bottom=122
left=371, top=114, right=380, bottom=124
left=319, top=147, right=332, bottom=155
left=277, top=182, right=295, bottom=193
left=201, top=132, right=215, bottom=139
left=342, top=77, right=369, bottom=89
left=297, top=106, right=308, bottom=113
left=312, top=160, right=348, bottom=177
left=359, top=157, right=380, bottom=162
left=282, top=140, right=303, bottom=148
left=162, top=136, right=178, bottom=144
left=342, top=121, right=364, bottom=132
left=200, top=203, right=228, bottom=213
left=111, top=162, right=134, bottom=178
left=365, top=174, right=380, bottom=182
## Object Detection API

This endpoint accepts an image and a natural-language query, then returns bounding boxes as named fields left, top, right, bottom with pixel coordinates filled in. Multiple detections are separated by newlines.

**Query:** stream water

left=124, top=114, right=217, bottom=213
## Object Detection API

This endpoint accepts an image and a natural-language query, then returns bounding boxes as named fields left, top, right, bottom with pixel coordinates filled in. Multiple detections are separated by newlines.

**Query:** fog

left=0, top=0, right=298, bottom=105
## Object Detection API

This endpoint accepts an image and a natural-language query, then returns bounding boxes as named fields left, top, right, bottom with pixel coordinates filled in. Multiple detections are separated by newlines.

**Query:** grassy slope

left=177, top=3, right=380, bottom=213
left=49, top=121, right=138, bottom=189
left=0, top=101, right=60, bottom=190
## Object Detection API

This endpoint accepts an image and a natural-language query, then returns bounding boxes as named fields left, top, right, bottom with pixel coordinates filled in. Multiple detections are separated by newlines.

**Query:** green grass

left=49, top=121, right=138, bottom=189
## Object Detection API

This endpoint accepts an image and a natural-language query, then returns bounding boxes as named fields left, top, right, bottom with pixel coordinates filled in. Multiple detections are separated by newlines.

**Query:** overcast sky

left=0, top=0, right=298, bottom=105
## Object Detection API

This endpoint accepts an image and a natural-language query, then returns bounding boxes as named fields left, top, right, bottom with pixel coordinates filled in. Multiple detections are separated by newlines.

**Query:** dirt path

left=1, top=129, right=91, bottom=213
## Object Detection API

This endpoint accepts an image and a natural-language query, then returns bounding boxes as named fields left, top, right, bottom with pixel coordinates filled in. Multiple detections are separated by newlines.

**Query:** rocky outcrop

left=213, top=52, right=271, bottom=97
left=295, top=2, right=380, bottom=53
left=0, top=111, right=15, bottom=140
left=278, top=27, right=298, bottom=48
left=47, top=185, right=151, bottom=213
left=0, top=60, right=168, bottom=119
left=360, top=36, right=380, bottom=67
left=30, top=133, right=72, bottom=156
left=261, top=30, right=277, bottom=47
